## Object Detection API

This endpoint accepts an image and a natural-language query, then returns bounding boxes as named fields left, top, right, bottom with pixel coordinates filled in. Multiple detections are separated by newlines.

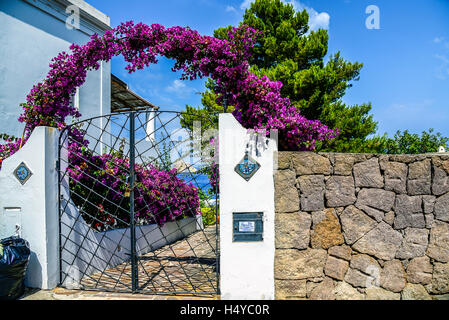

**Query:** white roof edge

left=67, top=0, right=110, bottom=27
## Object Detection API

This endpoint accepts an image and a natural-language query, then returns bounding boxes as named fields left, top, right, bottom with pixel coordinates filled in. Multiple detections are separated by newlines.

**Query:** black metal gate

left=57, top=110, right=219, bottom=295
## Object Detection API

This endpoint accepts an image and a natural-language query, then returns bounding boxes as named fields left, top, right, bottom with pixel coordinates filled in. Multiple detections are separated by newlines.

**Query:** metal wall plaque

left=14, top=162, right=33, bottom=185
left=239, top=221, right=255, bottom=233
left=233, top=212, right=263, bottom=242
left=234, top=152, right=260, bottom=181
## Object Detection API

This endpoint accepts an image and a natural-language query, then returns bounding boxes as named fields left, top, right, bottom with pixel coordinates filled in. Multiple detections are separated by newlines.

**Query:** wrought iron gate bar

left=59, top=212, right=130, bottom=265
left=59, top=256, right=133, bottom=291
left=59, top=211, right=131, bottom=256
left=131, top=116, right=217, bottom=294
left=61, top=181, right=129, bottom=229
left=58, top=110, right=219, bottom=295
left=129, top=111, right=138, bottom=293
left=60, top=166, right=129, bottom=213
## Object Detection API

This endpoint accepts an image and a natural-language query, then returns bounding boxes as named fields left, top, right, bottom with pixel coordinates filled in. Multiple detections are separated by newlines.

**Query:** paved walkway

left=21, top=287, right=218, bottom=300
left=22, top=225, right=220, bottom=300
left=80, top=225, right=218, bottom=294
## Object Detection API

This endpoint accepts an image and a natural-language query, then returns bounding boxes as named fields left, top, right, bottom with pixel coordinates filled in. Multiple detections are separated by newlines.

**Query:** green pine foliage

left=229, top=0, right=385, bottom=152
left=315, top=101, right=390, bottom=153
left=181, top=0, right=386, bottom=152
left=384, top=128, right=449, bottom=154
left=181, top=0, right=447, bottom=154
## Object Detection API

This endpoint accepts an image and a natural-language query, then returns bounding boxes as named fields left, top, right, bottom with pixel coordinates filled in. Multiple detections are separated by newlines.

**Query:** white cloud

left=291, top=1, right=330, bottom=31
left=433, top=36, right=449, bottom=79
left=226, top=5, right=237, bottom=13
left=390, top=100, right=434, bottom=112
left=165, top=80, right=194, bottom=97
left=376, top=99, right=449, bottom=137
left=434, top=54, right=449, bottom=80
left=433, top=36, right=449, bottom=49
left=308, top=10, right=330, bottom=31
left=240, top=0, right=252, bottom=10
left=239, top=0, right=330, bottom=31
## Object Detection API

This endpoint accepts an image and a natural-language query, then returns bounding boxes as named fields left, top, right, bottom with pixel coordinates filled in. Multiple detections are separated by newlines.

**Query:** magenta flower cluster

left=0, top=21, right=340, bottom=229
left=67, top=127, right=200, bottom=230
left=209, top=161, right=219, bottom=193
left=0, top=20, right=338, bottom=167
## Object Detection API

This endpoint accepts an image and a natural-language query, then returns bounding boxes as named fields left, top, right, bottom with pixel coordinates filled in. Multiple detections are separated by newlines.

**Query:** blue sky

left=88, top=0, right=449, bottom=139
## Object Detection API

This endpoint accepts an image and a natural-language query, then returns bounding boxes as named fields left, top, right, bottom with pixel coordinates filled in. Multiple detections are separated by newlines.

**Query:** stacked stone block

left=274, top=152, right=449, bottom=300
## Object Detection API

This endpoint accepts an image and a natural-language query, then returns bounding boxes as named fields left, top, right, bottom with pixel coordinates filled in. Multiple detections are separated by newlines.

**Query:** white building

left=0, top=0, right=157, bottom=140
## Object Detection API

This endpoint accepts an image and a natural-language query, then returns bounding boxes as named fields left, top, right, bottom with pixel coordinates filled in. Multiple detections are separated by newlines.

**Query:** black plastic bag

left=0, top=236, right=30, bottom=300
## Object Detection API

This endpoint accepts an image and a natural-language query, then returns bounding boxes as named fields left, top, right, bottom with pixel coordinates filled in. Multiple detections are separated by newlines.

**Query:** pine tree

left=182, top=0, right=388, bottom=152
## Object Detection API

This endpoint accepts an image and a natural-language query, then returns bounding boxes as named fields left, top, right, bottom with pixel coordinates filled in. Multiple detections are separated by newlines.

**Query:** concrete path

left=20, top=287, right=218, bottom=300
left=20, top=225, right=219, bottom=300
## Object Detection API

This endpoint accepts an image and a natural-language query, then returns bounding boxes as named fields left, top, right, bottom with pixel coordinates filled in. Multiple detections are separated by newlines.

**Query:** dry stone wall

left=274, top=152, right=449, bottom=300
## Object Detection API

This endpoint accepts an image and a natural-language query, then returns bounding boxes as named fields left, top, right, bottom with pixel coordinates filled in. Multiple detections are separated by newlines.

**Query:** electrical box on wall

left=0, top=207, right=22, bottom=238
left=232, top=212, right=263, bottom=242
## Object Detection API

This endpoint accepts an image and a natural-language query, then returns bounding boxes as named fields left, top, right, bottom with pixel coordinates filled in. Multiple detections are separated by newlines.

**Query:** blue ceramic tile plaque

left=14, top=162, right=32, bottom=185
left=234, top=152, right=260, bottom=181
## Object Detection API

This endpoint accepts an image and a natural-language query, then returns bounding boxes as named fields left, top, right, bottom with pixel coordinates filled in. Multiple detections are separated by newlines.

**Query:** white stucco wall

left=0, top=126, right=59, bottom=289
left=0, top=0, right=111, bottom=138
left=219, top=114, right=277, bottom=300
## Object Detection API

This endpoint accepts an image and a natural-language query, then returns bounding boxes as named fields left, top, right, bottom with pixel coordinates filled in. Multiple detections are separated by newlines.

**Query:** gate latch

left=124, top=175, right=134, bottom=197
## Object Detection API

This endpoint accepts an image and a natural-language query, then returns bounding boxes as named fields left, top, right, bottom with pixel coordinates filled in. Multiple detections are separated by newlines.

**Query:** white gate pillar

left=219, top=114, right=277, bottom=300
left=0, top=126, right=60, bottom=289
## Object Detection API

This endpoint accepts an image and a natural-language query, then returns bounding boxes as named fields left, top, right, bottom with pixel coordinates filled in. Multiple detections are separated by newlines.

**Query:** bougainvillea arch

left=0, top=21, right=341, bottom=229
left=0, top=21, right=338, bottom=164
